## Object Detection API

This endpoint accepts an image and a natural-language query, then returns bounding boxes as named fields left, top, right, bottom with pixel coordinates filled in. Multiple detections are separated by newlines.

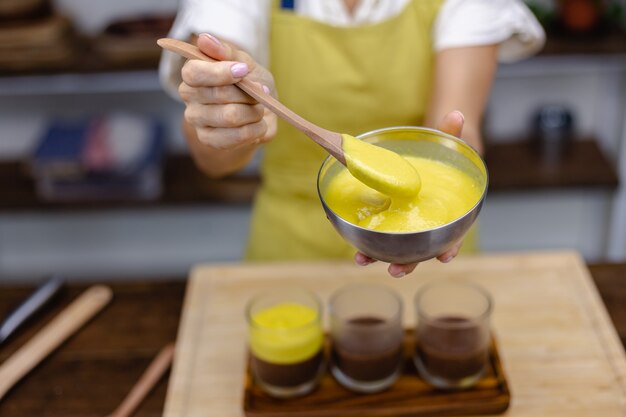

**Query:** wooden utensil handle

left=157, top=38, right=345, bottom=164
left=235, top=78, right=344, bottom=162
left=0, top=285, right=113, bottom=401
left=106, top=343, right=175, bottom=417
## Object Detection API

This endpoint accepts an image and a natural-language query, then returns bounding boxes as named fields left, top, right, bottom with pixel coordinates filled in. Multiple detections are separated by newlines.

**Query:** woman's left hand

left=354, top=110, right=466, bottom=278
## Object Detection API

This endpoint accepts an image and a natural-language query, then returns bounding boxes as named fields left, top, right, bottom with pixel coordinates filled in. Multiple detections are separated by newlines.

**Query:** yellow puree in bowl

left=342, top=134, right=421, bottom=198
left=324, top=155, right=482, bottom=233
left=249, top=303, right=323, bottom=365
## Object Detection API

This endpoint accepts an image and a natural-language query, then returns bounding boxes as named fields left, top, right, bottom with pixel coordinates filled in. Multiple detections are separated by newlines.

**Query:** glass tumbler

left=330, top=283, right=404, bottom=393
left=247, top=288, right=324, bottom=398
left=414, top=280, right=492, bottom=389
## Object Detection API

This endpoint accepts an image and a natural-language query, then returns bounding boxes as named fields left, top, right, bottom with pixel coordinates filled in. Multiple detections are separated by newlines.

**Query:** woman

left=160, top=0, right=544, bottom=277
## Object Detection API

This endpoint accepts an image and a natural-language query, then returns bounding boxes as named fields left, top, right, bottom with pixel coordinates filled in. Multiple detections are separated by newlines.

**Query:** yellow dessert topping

left=342, top=134, right=421, bottom=198
left=249, top=303, right=323, bottom=364
left=324, top=156, right=481, bottom=232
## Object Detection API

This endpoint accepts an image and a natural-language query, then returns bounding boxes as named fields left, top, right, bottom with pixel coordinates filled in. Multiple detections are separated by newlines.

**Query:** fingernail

left=356, top=258, right=371, bottom=266
left=231, top=63, right=248, bottom=78
left=393, top=271, right=406, bottom=278
left=262, top=85, right=271, bottom=94
left=441, top=256, right=453, bottom=263
left=453, top=110, right=464, bottom=123
left=200, top=33, right=222, bottom=47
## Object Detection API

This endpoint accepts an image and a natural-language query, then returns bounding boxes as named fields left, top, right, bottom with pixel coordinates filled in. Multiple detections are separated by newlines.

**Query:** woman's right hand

left=179, top=33, right=277, bottom=151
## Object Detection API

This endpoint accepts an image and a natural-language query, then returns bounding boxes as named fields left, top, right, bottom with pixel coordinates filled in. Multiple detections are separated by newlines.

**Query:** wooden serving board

left=164, top=251, right=626, bottom=417
left=244, top=335, right=510, bottom=417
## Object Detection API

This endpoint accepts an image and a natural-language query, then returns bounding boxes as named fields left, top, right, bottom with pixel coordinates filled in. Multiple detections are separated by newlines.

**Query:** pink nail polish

left=231, top=63, right=248, bottom=78
left=200, top=33, right=222, bottom=47
left=453, top=110, right=464, bottom=123
left=262, top=85, right=271, bottom=94
left=393, top=272, right=406, bottom=278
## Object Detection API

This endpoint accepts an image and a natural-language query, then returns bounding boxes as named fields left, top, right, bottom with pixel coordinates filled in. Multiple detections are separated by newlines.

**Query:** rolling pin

left=0, top=285, right=113, bottom=401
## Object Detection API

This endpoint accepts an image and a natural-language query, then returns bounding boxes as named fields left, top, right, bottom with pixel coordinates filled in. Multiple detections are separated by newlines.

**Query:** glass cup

left=246, top=288, right=324, bottom=398
left=329, top=283, right=404, bottom=393
left=414, top=280, right=492, bottom=389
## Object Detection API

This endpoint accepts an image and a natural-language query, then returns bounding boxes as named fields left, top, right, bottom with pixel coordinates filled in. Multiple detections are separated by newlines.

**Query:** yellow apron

left=246, top=0, right=469, bottom=261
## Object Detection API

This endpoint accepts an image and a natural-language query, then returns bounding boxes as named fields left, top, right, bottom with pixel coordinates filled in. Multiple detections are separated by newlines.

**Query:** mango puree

left=249, top=303, right=323, bottom=365
left=342, top=134, right=421, bottom=198
left=324, top=155, right=482, bottom=233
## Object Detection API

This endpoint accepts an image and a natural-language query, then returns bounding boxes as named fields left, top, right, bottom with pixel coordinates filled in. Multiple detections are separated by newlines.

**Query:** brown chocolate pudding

left=332, top=317, right=403, bottom=382
left=415, top=316, right=488, bottom=381
left=251, top=350, right=324, bottom=388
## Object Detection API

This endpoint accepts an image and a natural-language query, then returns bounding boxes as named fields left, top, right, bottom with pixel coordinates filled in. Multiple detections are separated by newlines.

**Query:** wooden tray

left=164, top=251, right=626, bottom=417
left=243, top=334, right=510, bottom=417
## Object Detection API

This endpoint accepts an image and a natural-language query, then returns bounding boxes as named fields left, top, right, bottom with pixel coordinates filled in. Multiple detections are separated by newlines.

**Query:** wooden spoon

left=158, top=38, right=423, bottom=198
left=105, top=343, right=175, bottom=417
left=157, top=38, right=346, bottom=165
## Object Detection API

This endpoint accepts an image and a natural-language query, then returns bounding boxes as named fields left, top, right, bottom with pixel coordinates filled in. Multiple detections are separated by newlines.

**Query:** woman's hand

left=354, top=110, right=466, bottom=278
left=179, top=33, right=277, bottom=151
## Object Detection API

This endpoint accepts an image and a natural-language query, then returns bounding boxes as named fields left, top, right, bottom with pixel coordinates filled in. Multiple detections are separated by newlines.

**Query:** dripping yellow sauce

left=342, top=134, right=421, bottom=198
left=324, top=155, right=482, bottom=233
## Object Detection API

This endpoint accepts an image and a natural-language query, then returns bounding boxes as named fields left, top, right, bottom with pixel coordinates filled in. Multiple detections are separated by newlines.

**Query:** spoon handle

left=157, top=38, right=345, bottom=164
left=105, top=343, right=175, bottom=417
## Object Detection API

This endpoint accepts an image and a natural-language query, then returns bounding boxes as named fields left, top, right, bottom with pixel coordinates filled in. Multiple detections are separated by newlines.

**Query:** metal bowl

left=317, top=126, right=488, bottom=264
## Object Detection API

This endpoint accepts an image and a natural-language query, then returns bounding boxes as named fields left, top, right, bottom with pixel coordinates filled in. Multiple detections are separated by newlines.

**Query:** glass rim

left=329, top=283, right=403, bottom=324
left=245, top=288, right=322, bottom=332
left=414, top=280, right=493, bottom=327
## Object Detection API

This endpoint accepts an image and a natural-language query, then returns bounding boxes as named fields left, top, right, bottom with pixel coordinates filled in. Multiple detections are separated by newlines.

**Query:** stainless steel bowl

left=317, top=126, right=488, bottom=264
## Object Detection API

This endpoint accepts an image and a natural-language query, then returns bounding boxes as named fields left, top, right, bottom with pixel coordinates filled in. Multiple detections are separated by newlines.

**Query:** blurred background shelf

left=540, top=30, right=626, bottom=56
left=485, top=138, right=619, bottom=191
left=0, top=154, right=259, bottom=212
left=0, top=138, right=618, bottom=213
left=0, top=70, right=162, bottom=96
left=0, top=28, right=623, bottom=97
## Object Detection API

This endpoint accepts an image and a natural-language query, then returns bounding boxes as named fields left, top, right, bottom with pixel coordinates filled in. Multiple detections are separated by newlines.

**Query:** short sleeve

left=159, top=0, right=271, bottom=99
left=433, top=0, right=546, bottom=63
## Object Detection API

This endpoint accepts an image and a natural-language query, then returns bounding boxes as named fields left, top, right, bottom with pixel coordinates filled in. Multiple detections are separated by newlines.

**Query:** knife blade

left=0, top=275, right=64, bottom=346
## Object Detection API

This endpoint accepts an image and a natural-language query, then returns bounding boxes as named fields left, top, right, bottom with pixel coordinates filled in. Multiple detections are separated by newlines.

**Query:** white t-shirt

left=160, top=0, right=545, bottom=97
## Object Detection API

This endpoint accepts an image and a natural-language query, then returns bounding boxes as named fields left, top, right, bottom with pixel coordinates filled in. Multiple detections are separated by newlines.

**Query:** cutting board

left=164, top=251, right=626, bottom=417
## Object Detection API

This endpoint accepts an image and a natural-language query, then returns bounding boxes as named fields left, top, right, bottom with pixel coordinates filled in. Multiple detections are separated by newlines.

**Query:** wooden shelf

left=0, top=14, right=172, bottom=77
left=0, top=39, right=161, bottom=78
left=539, top=30, right=626, bottom=56
left=0, top=155, right=260, bottom=212
left=485, top=138, right=619, bottom=192
left=0, top=27, right=626, bottom=81
left=0, top=139, right=618, bottom=213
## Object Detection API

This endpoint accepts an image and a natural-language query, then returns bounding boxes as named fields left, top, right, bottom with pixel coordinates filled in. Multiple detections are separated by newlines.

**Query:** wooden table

left=0, top=261, right=625, bottom=417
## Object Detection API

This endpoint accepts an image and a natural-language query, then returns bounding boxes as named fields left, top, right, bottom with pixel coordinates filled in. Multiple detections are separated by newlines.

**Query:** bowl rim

left=316, top=126, right=489, bottom=236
